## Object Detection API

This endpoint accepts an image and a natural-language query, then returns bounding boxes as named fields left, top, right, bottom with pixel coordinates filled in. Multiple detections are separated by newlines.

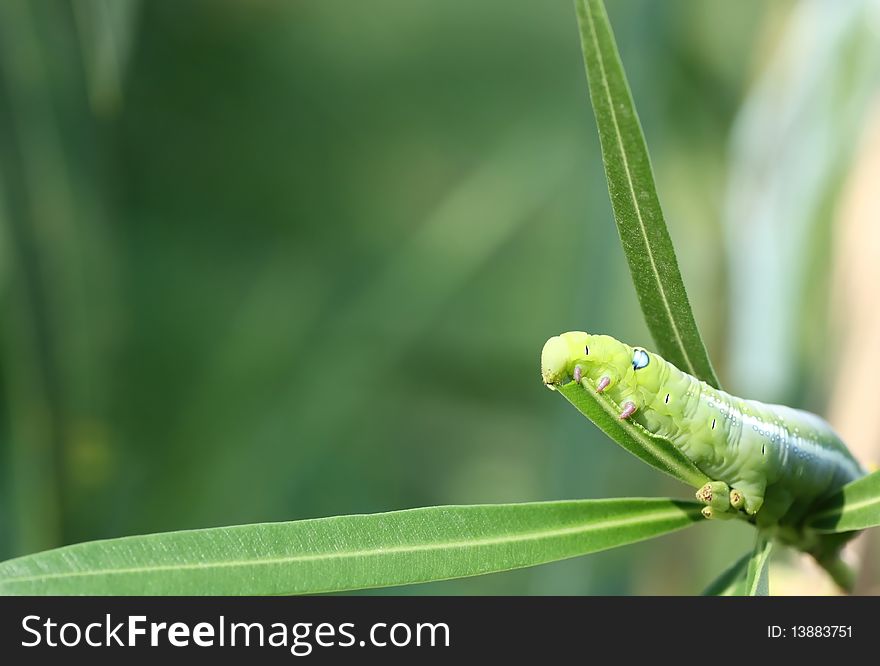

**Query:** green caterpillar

left=541, top=331, right=865, bottom=562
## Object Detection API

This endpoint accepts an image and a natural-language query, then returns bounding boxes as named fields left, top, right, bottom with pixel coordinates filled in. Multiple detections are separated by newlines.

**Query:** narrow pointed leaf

left=744, top=535, right=772, bottom=596
left=702, top=551, right=751, bottom=596
left=807, top=469, right=880, bottom=533
left=559, top=382, right=709, bottom=488
left=574, top=0, right=720, bottom=388
left=0, top=499, right=704, bottom=595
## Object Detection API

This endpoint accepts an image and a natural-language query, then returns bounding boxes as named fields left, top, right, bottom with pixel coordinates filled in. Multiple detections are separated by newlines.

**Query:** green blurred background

left=1, top=0, right=879, bottom=594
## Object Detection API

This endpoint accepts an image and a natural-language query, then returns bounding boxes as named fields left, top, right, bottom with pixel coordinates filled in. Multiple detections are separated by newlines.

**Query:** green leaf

left=701, top=551, right=750, bottom=596
left=574, top=0, right=720, bottom=389
left=744, top=535, right=772, bottom=596
left=0, top=499, right=704, bottom=595
left=72, top=0, right=141, bottom=116
left=558, top=382, right=709, bottom=488
left=807, top=469, right=880, bottom=533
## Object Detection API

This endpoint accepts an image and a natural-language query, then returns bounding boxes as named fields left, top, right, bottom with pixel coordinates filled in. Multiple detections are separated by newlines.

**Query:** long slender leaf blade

left=807, top=469, right=880, bottom=533
left=558, top=382, right=709, bottom=488
left=0, top=499, right=704, bottom=595
left=574, top=0, right=720, bottom=388
left=744, top=535, right=772, bottom=596
left=701, top=551, right=751, bottom=596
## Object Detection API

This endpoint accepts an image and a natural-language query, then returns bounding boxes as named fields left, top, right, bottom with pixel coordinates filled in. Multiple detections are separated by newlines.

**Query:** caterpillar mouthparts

left=540, top=335, right=571, bottom=387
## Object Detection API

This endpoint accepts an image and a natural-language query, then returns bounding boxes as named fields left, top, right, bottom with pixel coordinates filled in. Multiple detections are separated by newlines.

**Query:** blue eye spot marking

left=632, top=348, right=650, bottom=370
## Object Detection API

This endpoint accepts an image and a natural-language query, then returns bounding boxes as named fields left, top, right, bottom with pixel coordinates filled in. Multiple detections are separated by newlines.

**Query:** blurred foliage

left=2, top=0, right=875, bottom=594
left=724, top=0, right=880, bottom=406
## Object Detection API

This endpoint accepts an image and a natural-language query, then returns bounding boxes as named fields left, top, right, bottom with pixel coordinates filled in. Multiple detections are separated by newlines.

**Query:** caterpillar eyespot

left=632, top=348, right=649, bottom=370
left=540, top=331, right=866, bottom=544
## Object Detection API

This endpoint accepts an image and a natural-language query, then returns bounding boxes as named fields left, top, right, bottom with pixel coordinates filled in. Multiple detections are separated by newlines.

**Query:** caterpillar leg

left=696, top=481, right=731, bottom=511
left=729, top=489, right=745, bottom=511
left=730, top=481, right=765, bottom=516
left=697, top=481, right=764, bottom=519
left=573, top=364, right=611, bottom=395
left=701, top=506, right=738, bottom=520
left=618, top=401, right=637, bottom=420
left=571, top=365, right=634, bottom=419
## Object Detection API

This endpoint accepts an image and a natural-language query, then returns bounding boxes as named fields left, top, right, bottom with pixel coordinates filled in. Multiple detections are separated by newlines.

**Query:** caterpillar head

left=541, top=332, right=659, bottom=400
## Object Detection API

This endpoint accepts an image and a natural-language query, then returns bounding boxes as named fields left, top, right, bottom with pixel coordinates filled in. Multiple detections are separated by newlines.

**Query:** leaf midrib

left=809, top=494, right=879, bottom=525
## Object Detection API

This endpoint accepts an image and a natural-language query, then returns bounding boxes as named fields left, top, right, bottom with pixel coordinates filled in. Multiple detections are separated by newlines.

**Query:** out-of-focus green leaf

left=701, top=551, right=750, bottom=596
left=0, top=498, right=703, bottom=595
left=72, top=0, right=141, bottom=115
left=744, top=535, right=772, bottom=596
left=0, top=0, right=122, bottom=555
left=574, top=0, right=720, bottom=389
left=807, top=469, right=880, bottom=533
left=558, top=381, right=709, bottom=489
left=723, top=1, right=880, bottom=400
